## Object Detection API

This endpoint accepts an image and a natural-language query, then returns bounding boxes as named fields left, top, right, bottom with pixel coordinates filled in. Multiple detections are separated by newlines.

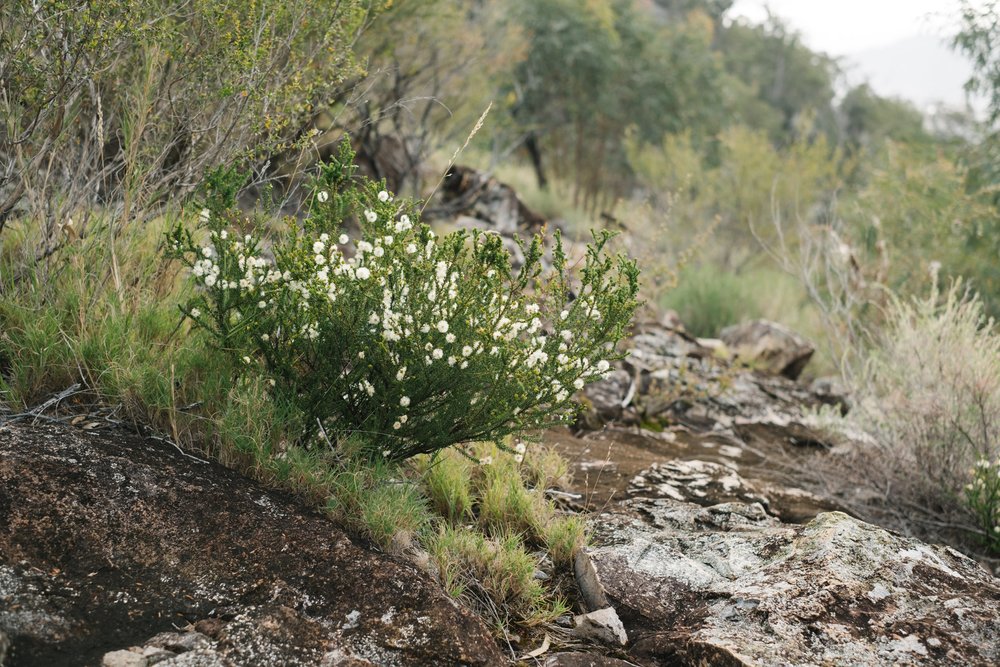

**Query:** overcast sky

left=729, top=0, right=970, bottom=55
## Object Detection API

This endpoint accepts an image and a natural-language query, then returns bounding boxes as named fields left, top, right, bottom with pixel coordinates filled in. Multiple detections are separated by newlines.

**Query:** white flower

left=356, top=267, right=371, bottom=280
left=368, top=313, right=380, bottom=325
left=480, top=456, right=493, bottom=466
left=392, top=421, right=401, bottom=430
left=396, top=366, right=407, bottom=381
left=448, top=356, right=456, bottom=366
left=378, top=190, right=390, bottom=202
left=219, top=229, right=228, bottom=240
left=446, top=333, right=456, bottom=343
left=358, top=241, right=373, bottom=253
left=383, top=449, right=392, bottom=457
left=373, top=246, right=385, bottom=257
left=560, top=310, right=569, bottom=320
left=436, top=320, right=449, bottom=333
left=190, top=308, right=201, bottom=318
left=462, top=345, right=473, bottom=357
left=432, top=348, right=443, bottom=360
left=573, top=378, right=585, bottom=390
left=358, top=351, right=366, bottom=359
left=242, top=356, right=251, bottom=364
left=313, top=241, right=325, bottom=254
left=204, top=274, right=217, bottom=288
left=406, top=243, right=417, bottom=254
left=258, top=300, right=267, bottom=309
left=199, top=208, right=211, bottom=223
left=317, top=190, right=329, bottom=203
left=400, top=396, right=411, bottom=407
left=383, top=235, right=394, bottom=245
left=364, top=210, right=378, bottom=223
left=201, top=246, right=213, bottom=258
left=597, top=360, right=610, bottom=373
left=262, top=333, right=270, bottom=342
left=460, top=360, right=468, bottom=369
left=339, top=234, right=349, bottom=245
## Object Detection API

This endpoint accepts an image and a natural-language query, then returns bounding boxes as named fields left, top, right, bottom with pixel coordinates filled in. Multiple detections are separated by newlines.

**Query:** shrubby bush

left=966, top=459, right=1000, bottom=553
left=0, top=0, right=367, bottom=241
left=166, top=142, right=640, bottom=461
left=839, top=281, right=1000, bottom=552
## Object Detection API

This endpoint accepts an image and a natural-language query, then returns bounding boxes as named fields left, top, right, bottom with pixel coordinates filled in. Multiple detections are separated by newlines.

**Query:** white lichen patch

left=342, top=610, right=361, bottom=630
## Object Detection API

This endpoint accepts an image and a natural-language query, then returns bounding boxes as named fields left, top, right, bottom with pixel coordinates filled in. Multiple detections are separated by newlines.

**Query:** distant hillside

left=845, top=34, right=981, bottom=113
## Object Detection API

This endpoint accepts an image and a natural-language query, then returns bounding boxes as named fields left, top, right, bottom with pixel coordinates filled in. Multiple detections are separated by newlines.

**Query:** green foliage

left=965, top=459, right=1000, bottom=553
left=542, top=514, right=587, bottom=568
left=505, top=0, right=727, bottom=206
left=840, top=142, right=1000, bottom=316
left=478, top=450, right=550, bottom=537
left=843, top=282, right=1000, bottom=548
left=427, top=524, right=567, bottom=628
left=0, top=0, right=369, bottom=239
left=660, top=264, right=756, bottom=337
left=166, top=141, right=640, bottom=460
left=955, top=0, right=1000, bottom=127
left=718, top=16, right=839, bottom=144
left=840, top=85, right=930, bottom=156
left=0, top=218, right=588, bottom=630
left=419, top=442, right=583, bottom=628
left=422, top=451, right=475, bottom=524
left=625, top=124, right=841, bottom=273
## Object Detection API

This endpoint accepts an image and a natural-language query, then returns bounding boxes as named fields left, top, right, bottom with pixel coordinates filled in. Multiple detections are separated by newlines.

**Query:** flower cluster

left=965, top=458, right=1000, bottom=553
left=166, top=141, right=639, bottom=461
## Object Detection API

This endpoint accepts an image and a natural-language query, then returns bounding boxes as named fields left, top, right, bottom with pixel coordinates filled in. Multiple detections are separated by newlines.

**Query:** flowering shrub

left=965, top=459, right=1000, bottom=553
left=166, top=142, right=639, bottom=460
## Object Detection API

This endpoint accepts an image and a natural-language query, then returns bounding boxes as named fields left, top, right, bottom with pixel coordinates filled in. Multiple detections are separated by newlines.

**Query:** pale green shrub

left=847, top=281, right=1000, bottom=550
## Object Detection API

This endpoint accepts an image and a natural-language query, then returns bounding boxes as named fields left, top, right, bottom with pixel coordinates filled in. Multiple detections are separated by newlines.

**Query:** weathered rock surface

left=570, top=608, right=628, bottom=647
left=429, top=165, right=547, bottom=237
left=562, top=318, right=844, bottom=524
left=628, top=460, right=770, bottom=509
left=581, top=320, right=834, bottom=434
left=0, top=422, right=504, bottom=667
left=543, top=652, right=638, bottom=667
left=720, top=319, right=815, bottom=380
left=577, top=498, right=1000, bottom=666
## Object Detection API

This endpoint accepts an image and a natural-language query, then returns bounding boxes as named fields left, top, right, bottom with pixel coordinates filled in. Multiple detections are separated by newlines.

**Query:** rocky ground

left=4, top=169, right=1000, bottom=665
left=4, top=316, right=1000, bottom=666
left=0, top=423, right=503, bottom=667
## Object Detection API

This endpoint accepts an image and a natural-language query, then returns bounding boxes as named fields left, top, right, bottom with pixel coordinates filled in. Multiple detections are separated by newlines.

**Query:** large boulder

left=575, top=498, right=1000, bottom=666
left=720, top=319, right=815, bottom=380
left=0, top=423, right=504, bottom=667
